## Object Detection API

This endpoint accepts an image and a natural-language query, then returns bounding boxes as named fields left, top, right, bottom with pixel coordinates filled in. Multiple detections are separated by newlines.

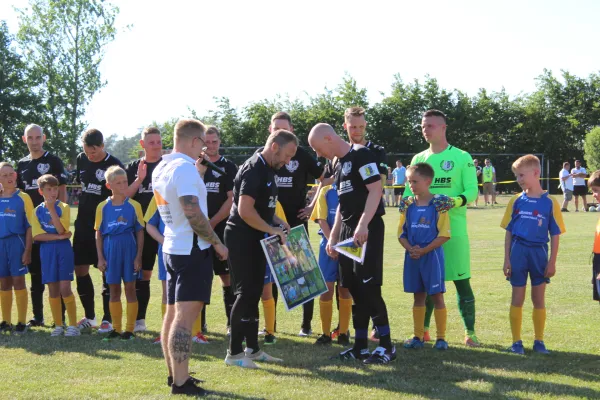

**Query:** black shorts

left=593, top=253, right=600, bottom=301
left=141, top=230, right=159, bottom=271
left=338, top=216, right=384, bottom=287
left=211, top=223, right=229, bottom=276
left=574, top=185, right=588, bottom=197
left=224, top=225, right=265, bottom=297
left=393, top=187, right=404, bottom=196
left=73, top=219, right=98, bottom=267
left=164, top=247, right=214, bottom=305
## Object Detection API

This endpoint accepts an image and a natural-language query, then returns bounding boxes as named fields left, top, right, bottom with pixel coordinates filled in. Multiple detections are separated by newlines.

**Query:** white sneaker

left=133, top=319, right=147, bottom=333
left=65, top=326, right=81, bottom=337
left=192, top=332, right=209, bottom=344
left=51, top=326, right=64, bottom=337
left=97, top=320, right=113, bottom=334
left=244, top=348, right=283, bottom=363
left=225, top=350, right=259, bottom=369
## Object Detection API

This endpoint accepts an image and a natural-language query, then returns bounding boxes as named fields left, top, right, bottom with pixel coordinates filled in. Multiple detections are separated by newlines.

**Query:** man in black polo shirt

left=73, top=129, right=123, bottom=332
left=17, top=124, right=68, bottom=327
left=309, top=123, right=396, bottom=364
left=224, top=129, right=297, bottom=368
left=124, top=127, right=163, bottom=333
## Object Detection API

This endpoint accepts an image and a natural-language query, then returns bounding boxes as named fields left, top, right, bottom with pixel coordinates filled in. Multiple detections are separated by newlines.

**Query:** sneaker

left=561, top=208, right=569, bottom=212
left=26, top=318, right=44, bottom=328
left=337, top=333, right=350, bottom=346
left=225, top=350, right=259, bottom=369
left=315, top=334, right=332, bottom=345
left=264, top=333, right=277, bottom=345
left=77, top=318, right=94, bottom=334
left=133, top=319, right=146, bottom=333
left=167, top=375, right=204, bottom=387
left=434, top=339, right=449, bottom=350
left=258, top=327, right=267, bottom=336
left=364, top=346, right=397, bottom=365
left=298, top=328, right=312, bottom=337
left=201, top=323, right=208, bottom=334
left=51, top=326, right=64, bottom=337
left=152, top=336, right=161, bottom=344
left=65, top=326, right=81, bottom=337
left=0, top=321, right=13, bottom=333
left=192, top=332, right=209, bottom=344
left=508, top=340, right=525, bottom=355
left=245, top=348, right=283, bottom=363
left=336, top=347, right=370, bottom=361
left=121, top=331, right=135, bottom=341
left=97, top=320, right=113, bottom=334
left=464, top=334, right=481, bottom=348
left=102, top=330, right=121, bottom=342
left=171, top=377, right=211, bottom=396
left=423, top=330, right=431, bottom=342
left=14, top=322, right=27, bottom=335
left=369, top=328, right=380, bottom=342
left=533, top=340, right=550, bottom=354
left=404, top=336, right=424, bottom=349
left=330, top=328, right=340, bottom=340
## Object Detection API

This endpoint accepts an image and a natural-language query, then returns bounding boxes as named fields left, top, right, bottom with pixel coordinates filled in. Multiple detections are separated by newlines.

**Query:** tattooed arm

left=179, top=195, right=229, bottom=260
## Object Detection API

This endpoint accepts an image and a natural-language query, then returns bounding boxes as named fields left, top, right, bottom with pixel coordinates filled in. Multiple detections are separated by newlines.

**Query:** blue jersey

left=144, top=197, right=164, bottom=236
left=310, top=185, right=338, bottom=238
left=397, top=196, right=451, bottom=246
left=500, top=192, right=565, bottom=245
left=94, top=197, right=144, bottom=236
left=0, top=190, right=33, bottom=239
left=31, top=200, right=70, bottom=239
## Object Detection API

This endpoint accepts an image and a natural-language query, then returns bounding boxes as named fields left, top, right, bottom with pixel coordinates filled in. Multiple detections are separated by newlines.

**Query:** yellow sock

left=125, top=301, right=138, bottom=333
left=434, top=307, right=447, bottom=340
left=49, top=296, right=62, bottom=327
left=63, top=294, right=77, bottom=327
left=192, top=312, right=201, bottom=336
left=109, top=301, right=123, bottom=333
left=413, top=306, right=426, bottom=340
left=532, top=307, right=546, bottom=341
left=14, top=289, right=28, bottom=325
left=319, top=299, right=333, bottom=336
left=262, top=298, right=276, bottom=334
left=510, top=305, right=523, bottom=342
left=161, top=303, right=166, bottom=319
left=0, top=291, right=13, bottom=324
left=338, top=297, right=353, bottom=334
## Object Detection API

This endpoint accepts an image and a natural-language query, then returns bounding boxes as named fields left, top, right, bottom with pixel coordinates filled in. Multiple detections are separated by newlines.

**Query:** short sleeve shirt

left=17, top=151, right=68, bottom=207
left=126, top=158, right=162, bottom=213
left=559, top=169, right=574, bottom=191
left=94, top=198, right=144, bottom=236
left=0, top=190, right=34, bottom=238
left=397, top=199, right=451, bottom=245
left=31, top=201, right=70, bottom=239
left=571, top=167, right=587, bottom=186
left=392, top=166, right=406, bottom=185
left=203, top=156, right=238, bottom=219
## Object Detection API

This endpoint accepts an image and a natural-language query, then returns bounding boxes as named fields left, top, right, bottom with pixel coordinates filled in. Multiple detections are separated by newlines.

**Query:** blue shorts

left=103, top=232, right=140, bottom=285
left=40, top=240, right=74, bottom=284
left=403, top=247, right=446, bottom=295
left=0, top=235, right=28, bottom=278
left=319, top=238, right=338, bottom=282
left=264, top=265, right=274, bottom=284
left=157, top=245, right=166, bottom=281
left=509, top=240, right=549, bottom=287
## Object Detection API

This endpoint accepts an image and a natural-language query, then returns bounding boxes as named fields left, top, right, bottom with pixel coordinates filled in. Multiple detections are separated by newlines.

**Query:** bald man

left=308, top=123, right=395, bottom=364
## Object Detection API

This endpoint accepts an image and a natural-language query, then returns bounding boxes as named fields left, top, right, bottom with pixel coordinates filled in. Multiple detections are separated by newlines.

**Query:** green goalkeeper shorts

left=442, top=235, right=471, bottom=281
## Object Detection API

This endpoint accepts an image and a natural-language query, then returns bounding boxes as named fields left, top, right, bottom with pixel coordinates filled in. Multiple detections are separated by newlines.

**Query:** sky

left=2, top=0, right=600, bottom=138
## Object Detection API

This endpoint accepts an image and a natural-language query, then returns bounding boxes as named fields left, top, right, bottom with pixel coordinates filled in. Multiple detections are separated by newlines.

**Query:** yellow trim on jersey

left=130, top=198, right=145, bottom=228
left=310, top=185, right=332, bottom=222
left=31, top=208, right=44, bottom=238
left=144, top=197, right=158, bottom=223
left=397, top=212, right=406, bottom=238
left=58, top=202, right=70, bottom=233
left=17, top=191, right=34, bottom=226
left=550, top=196, right=566, bottom=235
left=437, top=212, right=451, bottom=238
left=94, top=199, right=109, bottom=231
left=500, top=193, right=522, bottom=229
left=275, top=201, right=287, bottom=223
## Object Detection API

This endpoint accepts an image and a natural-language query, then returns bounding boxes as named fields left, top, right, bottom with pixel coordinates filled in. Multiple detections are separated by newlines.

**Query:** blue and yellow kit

left=144, top=197, right=166, bottom=281
left=500, top=192, right=565, bottom=287
left=398, top=196, right=451, bottom=295
left=0, top=190, right=33, bottom=278
left=309, top=184, right=340, bottom=283
left=31, top=200, right=74, bottom=284
left=95, top=198, right=144, bottom=285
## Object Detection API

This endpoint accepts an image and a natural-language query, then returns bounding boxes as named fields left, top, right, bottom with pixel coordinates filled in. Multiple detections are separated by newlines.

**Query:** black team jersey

left=227, top=153, right=278, bottom=235
left=204, top=156, right=238, bottom=220
left=76, top=152, right=123, bottom=227
left=17, top=151, right=68, bottom=207
left=364, top=141, right=388, bottom=176
left=125, top=158, right=162, bottom=213
left=335, top=146, right=385, bottom=225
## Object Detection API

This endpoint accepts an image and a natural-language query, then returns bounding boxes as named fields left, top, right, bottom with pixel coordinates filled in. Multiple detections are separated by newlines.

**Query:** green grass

left=1, top=196, right=600, bottom=399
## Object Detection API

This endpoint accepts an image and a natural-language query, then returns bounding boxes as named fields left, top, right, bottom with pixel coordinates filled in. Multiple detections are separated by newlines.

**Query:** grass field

left=1, top=195, right=600, bottom=399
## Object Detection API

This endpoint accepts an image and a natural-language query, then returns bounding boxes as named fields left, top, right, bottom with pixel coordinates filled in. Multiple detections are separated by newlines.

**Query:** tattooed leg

left=169, top=301, right=203, bottom=387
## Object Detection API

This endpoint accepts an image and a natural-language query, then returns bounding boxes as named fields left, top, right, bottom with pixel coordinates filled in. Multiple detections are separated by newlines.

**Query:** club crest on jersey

left=342, top=162, right=352, bottom=176
left=37, top=163, right=50, bottom=174
left=211, top=169, right=221, bottom=178
left=285, top=160, right=299, bottom=173
left=95, top=169, right=106, bottom=182
left=440, top=160, right=454, bottom=172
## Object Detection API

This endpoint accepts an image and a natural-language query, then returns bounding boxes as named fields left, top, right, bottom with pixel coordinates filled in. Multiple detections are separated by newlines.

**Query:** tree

left=584, top=127, right=600, bottom=172
left=17, top=0, right=120, bottom=163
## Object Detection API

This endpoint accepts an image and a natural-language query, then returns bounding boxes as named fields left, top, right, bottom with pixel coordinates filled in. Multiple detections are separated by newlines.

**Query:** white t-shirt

left=152, top=153, right=210, bottom=254
left=559, top=168, right=574, bottom=191
left=571, top=167, right=587, bottom=186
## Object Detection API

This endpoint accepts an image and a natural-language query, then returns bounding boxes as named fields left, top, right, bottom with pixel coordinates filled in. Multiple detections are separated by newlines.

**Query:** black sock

left=222, top=286, right=235, bottom=327
left=302, top=299, right=314, bottom=330
left=379, top=334, right=392, bottom=351
left=271, top=285, right=278, bottom=332
left=30, top=272, right=45, bottom=321
left=135, top=280, right=150, bottom=320
left=61, top=297, right=66, bottom=322
left=101, top=275, right=111, bottom=322
left=76, top=274, right=95, bottom=320
left=201, top=305, right=206, bottom=328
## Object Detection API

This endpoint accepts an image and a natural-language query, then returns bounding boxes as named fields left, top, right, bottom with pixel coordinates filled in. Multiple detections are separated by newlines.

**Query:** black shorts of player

left=141, top=230, right=159, bottom=272
left=338, top=215, right=384, bottom=288
left=593, top=253, right=600, bottom=301
left=211, top=222, right=229, bottom=276
left=164, top=247, right=214, bottom=305
left=73, top=219, right=98, bottom=267
left=393, top=187, right=404, bottom=196
left=574, top=185, right=588, bottom=197
left=224, top=225, right=266, bottom=298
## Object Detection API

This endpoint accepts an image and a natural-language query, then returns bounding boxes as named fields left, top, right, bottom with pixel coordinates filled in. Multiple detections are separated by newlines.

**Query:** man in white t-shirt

left=571, top=159, right=588, bottom=212
left=152, top=119, right=228, bottom=396
left=559, top=161, right=574, bottom=212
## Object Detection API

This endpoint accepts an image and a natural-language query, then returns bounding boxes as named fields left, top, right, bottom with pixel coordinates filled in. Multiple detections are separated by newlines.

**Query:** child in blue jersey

left=0, top=162, right=33, bottom=334
left=310, top=184, right=352, bottom=346
left=501, top=155, right=565, bottom=355
left=31, top=174, right=80, bottom=337
left=95, top=166, right=144, bottom=341
left=398, top=163, right=452, bottom=351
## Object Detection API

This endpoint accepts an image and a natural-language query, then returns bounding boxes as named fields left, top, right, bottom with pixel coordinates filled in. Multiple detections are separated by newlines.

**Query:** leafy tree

left=584, top=127, right=600, bottom=172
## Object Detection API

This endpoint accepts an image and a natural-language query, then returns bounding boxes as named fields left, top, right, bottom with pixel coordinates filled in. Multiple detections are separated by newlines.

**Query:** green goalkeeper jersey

left=403, top=145, right=478, bottom=237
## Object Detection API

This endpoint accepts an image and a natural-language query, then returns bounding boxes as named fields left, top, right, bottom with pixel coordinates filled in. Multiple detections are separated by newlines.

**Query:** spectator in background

left=482, top=158, right=497, bottom=206
left=473, top=159, right=482, bottom=207
left=384, top=166, right=394, bottom=207
left=571, top=160, right=588, bottom=212
left=392, top=160, right=406, bottom=207
left=559, top=162, right=574, bottom=212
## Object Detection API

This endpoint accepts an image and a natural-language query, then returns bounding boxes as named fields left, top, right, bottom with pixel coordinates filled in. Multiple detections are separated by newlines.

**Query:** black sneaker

left=264, top=333, right=277, bottom=345
left=26, top=318, right=44, bottom=328
left=102, top=330, right=121, bottom=342
left=0, top=321, right=13, bottom=333
left=171, top=377, right=210, bottom=396
left=121, top=331, right=135, bottom=341
left=363, top=346, right=397, bottom=365
left=315, top=334, right=332, bottom=345
left=337, top=333, right=350, bottom=346
left=14, top=322, right=27, bottom=335
left=168, top=374, right=204, bottom=387
left=336, top=347, right=370, bottom=361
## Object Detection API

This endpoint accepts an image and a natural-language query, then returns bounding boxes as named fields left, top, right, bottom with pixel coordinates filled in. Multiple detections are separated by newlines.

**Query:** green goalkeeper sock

left=455, top=278, right=476, bottom=333
left=423, top=295, right=434, bottom=330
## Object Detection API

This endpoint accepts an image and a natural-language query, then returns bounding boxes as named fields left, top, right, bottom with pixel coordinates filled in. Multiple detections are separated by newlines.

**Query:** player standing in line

left=17, top=124, right=68, bottom=328
left=403, top=110, right=480, bottom=347
left=501, top=155, right=565, bottom=354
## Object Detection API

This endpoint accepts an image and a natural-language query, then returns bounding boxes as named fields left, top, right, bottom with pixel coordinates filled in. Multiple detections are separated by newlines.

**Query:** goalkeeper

left=403, top=109, right=480, bottom=347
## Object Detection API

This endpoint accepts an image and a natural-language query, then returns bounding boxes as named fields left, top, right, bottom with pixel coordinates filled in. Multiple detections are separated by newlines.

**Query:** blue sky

left=2, top=0, right=599, bottom=138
